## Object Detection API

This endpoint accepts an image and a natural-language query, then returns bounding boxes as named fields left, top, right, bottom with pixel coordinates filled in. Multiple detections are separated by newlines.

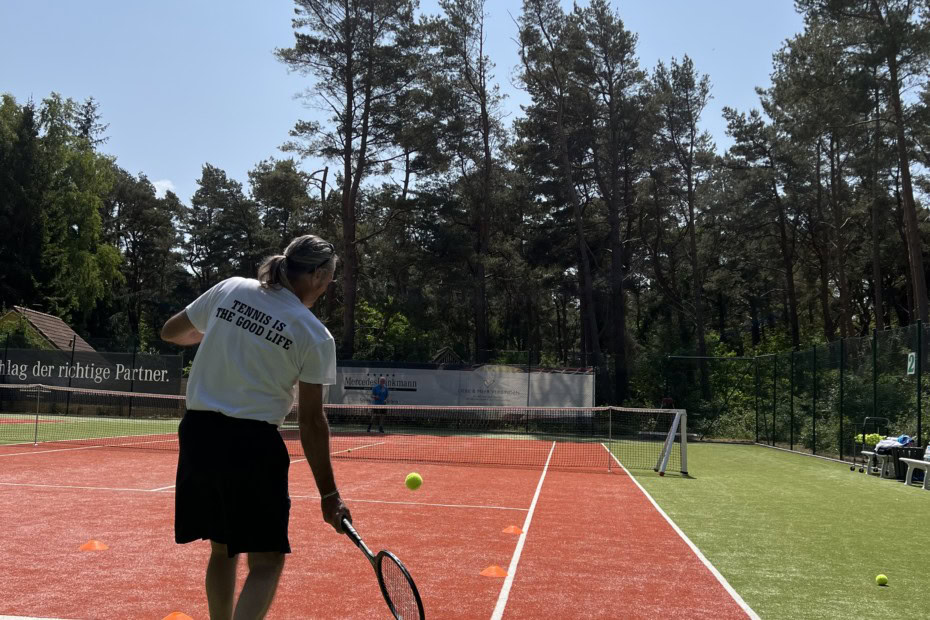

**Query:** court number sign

left=908, top=352, right=916, bottom=376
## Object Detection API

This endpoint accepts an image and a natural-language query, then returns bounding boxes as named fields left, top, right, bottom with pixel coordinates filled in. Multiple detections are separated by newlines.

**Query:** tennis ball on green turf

left=405, top=472, right=423, bottom=490
left=876, top=574, right=888, bottom=586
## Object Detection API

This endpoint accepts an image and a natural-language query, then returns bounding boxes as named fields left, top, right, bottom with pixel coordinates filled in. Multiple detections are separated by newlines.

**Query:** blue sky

left=1, top=1, right=805, bottom=204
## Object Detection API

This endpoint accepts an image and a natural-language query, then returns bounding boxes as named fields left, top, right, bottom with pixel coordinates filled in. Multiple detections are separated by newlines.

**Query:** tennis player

left=367, top=375, right=388, bottom=433
left=161, top=234, right=350, bottom=620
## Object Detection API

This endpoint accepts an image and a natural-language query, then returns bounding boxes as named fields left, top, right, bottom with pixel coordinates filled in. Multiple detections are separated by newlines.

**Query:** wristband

left=321, top=489, right=340, bottom=500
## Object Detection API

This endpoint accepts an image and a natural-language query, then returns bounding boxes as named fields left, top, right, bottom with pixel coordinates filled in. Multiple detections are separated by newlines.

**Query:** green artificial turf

left=0, top=415, right=179, bottom=445
left=627, top=443, right=930, bottom=619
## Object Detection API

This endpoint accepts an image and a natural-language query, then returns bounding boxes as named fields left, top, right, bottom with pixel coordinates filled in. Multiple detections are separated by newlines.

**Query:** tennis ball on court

left=405, top=472, right=423, bottom=491
left=876, top=574, right=888, bottom=586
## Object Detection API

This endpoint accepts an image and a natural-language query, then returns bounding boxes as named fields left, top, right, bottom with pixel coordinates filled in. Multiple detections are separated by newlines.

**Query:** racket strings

left=380, top=555, right=420, bottom=619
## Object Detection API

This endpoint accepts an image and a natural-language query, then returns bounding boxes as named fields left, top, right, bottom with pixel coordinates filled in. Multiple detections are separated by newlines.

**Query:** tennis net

left=0, top=384, right=687, bottom=473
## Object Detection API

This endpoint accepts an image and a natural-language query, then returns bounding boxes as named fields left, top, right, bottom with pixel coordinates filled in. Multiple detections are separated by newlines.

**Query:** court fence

left=667, top=322, right=927, bottom=463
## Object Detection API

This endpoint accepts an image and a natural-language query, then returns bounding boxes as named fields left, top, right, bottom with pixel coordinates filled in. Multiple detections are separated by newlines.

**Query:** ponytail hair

left=258, top=235, right=337, bottom=292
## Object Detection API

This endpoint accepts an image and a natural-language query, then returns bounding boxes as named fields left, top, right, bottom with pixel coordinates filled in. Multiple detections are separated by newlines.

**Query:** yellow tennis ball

left=405, top=472, right=422, bottom=490
left=876, top=574, right=888, bottom=586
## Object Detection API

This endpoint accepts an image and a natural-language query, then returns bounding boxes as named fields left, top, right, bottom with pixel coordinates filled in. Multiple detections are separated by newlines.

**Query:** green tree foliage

left=6, top=1, right=930, bottom=429
left=184, top=163, right=262, bottom=291
left=100, top=168, right=185, bottom=346
left=276, top=0, right=422, bottom=359
left=0, top=94, right=121, bottom=323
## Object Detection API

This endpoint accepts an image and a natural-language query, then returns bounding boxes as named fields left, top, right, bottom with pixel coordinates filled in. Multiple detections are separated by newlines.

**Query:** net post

left=657, top=410, right=681, bottom=475
left=66, top=336, right=76, bottom=415
left=607, top=407, right=613, bottom=473
left=33, top=385, right=40, bottom=446
left=680, top=411, right=688, bottom=475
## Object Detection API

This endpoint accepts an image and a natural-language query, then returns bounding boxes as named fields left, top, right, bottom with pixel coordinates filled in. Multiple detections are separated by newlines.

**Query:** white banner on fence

left=329, top=366, right=594, bottom=407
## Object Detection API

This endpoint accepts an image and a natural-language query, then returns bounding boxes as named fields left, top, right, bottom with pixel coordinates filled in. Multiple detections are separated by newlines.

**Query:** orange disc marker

left=162, top=613, right=194, bottom=620
left=79, top=540, right=109, bottom=551
left=481, top=565, right=508, bottom=577
left=502, top=525, right=523, bottom=534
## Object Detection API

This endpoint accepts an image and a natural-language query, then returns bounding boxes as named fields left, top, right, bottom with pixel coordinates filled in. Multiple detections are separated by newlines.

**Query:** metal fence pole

left=790, top=351, right=795, bottom=451
left=754, top=357, right=759, bottom=443
left=918, top=319, right=923, bottom=447
left=872, top=328, right=878, bottom=422
left=772, top=355, right=777, bottom=447
left=2, top=332, right=9, bottom=384
left=839, top=338, right=846, bottom=461
left=526, top=350, right=531, bottom=408
left=128, top=339, right=137, bottom=418
left=812, top=345, right=818, bottom=455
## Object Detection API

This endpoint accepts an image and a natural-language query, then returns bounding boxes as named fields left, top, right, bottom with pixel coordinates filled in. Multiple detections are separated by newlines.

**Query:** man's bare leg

left=207, top=542, right=238, bottom=620
left=233, top=551, right=286, bottom=620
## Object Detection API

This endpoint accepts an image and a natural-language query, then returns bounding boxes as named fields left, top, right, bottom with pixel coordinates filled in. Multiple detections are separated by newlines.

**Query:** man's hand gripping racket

left=342, top=517, right=425, bottom=619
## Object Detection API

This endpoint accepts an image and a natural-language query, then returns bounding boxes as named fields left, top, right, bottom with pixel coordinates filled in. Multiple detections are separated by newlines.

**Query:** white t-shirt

left=184, top=277, right=336, bottom=426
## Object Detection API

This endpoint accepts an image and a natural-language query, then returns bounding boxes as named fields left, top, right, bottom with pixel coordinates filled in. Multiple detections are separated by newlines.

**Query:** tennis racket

left=342, top=517, right=425, bottom=620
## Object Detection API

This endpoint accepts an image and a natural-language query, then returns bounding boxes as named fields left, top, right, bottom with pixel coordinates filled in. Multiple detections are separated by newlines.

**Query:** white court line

left=331, top=440, right=386, bottom=456
left=602, top=444, right=760, bottom=620
left=0, top=481, right=527, bottom=512
left=0, top=434, right=177, bottom=457
left=0, top=445, right=103, bottom=457
left=0, top=616, right=74, bottom=620
left=0, top=481, right=167, bottom=494
left=490, top=441, right=555, bottom=620
left=291, top=440, right=388, bottom=464
left=291, top=495, right=528, bottom=511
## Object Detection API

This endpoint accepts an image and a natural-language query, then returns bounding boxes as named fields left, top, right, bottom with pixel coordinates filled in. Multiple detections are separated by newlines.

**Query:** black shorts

left=175, top=410, right=291, bottom=556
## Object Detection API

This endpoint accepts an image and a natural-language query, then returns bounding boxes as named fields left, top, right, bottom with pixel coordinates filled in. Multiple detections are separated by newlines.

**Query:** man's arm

left=298, top=381, right=350, bottom=533
left=160, top=311, right=203, bottom=346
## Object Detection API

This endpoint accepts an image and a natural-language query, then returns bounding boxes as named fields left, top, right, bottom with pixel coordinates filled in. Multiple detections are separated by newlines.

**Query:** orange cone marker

left=481, top=565, right=508, bottom=577
left=162, top=613, right=194, bottom=620
left=502, top=525, right=523, bottom=534
left=79, top=540, right=109, bottom=551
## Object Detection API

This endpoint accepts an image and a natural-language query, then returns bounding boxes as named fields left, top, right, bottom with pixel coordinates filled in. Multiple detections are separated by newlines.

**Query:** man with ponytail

left=161, top=234, right=349, bottom=619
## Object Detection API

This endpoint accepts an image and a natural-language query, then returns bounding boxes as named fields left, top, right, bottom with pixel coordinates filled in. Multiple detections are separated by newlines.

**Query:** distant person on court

left=367, top=376, right=388, bottom=433
left=160, top=234, right=350, bottom=620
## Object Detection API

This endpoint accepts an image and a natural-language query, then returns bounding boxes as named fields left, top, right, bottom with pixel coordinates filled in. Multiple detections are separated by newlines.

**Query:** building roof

left=431, top=346, right=464, bottom=365
left=10, top=306, right=96, bottom=352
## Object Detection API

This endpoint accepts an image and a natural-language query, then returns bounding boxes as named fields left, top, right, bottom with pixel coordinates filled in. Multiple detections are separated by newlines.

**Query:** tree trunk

left=814, top=141, right=835, bottom=341
left=887, top=53, right=928, bottom=323
left=871, top=87, right=885, bottom=331
left=686, top=173, right=709, bottom=399
left=556, top=101, right=604, bottom=392
left=473, top=27, right=492, bottom=362
left=773, top=187, right=800, bottom=348
left=829, top=135, right=852, bottom=338
left=340, top=43, right=358, bottom=359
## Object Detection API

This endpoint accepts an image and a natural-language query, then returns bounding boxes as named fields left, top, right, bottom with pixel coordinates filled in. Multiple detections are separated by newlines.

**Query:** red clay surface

left=0, top=444, right=752, bottom=619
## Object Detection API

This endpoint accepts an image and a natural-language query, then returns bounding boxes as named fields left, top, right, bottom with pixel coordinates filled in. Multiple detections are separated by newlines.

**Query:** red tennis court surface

left=0, top=439, right=756, bottom=619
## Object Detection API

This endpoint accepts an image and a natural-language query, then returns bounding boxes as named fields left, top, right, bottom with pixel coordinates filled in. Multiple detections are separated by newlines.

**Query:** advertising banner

left=0, top=349, right=183, bottom=395
left=330, top=365, right=593, bottom=408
